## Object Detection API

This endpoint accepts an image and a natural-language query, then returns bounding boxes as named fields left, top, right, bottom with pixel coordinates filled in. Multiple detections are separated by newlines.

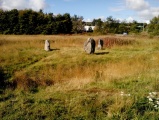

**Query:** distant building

left=84, top=26, right=95, bottom=32
left=123, top=32, right=128, bottom=36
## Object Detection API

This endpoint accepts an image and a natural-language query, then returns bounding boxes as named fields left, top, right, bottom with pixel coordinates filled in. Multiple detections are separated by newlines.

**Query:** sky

left=1, top=0, right=159, bottom=23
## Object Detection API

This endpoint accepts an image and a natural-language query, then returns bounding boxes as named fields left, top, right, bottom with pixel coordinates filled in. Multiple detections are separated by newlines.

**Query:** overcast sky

left=1, top=0, right=159, bottom=23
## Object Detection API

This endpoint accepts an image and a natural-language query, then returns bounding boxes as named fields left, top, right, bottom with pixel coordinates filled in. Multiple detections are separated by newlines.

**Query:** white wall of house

left=84, top=26, right=95, bottom=32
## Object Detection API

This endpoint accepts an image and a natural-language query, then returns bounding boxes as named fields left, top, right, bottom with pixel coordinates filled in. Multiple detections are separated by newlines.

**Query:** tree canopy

left=148, top=16, right=159, bottom=36
left=0, top=9, right=157, bottom=35
left=0, top=9, right=72, bottom=35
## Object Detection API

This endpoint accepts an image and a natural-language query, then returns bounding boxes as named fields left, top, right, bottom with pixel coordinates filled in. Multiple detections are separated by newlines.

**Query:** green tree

left=105, top=16, right=119, bottom=34
left=36, top=10, right=46, bottom=34
left=148, top=16, right=159, bottom=36
left=92, top=18, right=103, bottom=27
left=0, top=9, right=74, bottom=35
left=19, top=10, right=31, bottom=34
left=0, top=10, right=13, bottom=34
left=28, top=11, right=38, bottom=34
left=71, top=15, right=84, bottom=33
left=0, top=9, right=7, bottom=34
left=63, top=13, right=72, bottom=33
left=129, top=20, right=140, bottom=34
left=92, top=18, right=103, bottom=34
left=6, top=9, right=19, bottom=34
left=118, top=21, right=128, bottom=34
left=42, top=13, right=54, bottom=34
left=55, top=13, right=72, bottom=34
left=56, top=14, right=64, bottom=34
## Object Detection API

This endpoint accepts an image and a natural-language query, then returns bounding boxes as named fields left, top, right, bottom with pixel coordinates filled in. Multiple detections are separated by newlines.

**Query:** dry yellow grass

left=1, top=34, right=159, bottom=91
left=1, top=35, right=159, bottom=119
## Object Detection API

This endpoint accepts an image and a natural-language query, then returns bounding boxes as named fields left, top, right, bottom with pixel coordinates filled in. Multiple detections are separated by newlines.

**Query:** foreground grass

left=0, top=35, right=159, bottom=119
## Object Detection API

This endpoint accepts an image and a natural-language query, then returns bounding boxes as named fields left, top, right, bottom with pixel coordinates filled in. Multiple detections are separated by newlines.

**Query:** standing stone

left=97, top=39, right=104, bottom=50
left=44, top=40, right=50, bottom=51
left=84, top=38, right=96, bottom=54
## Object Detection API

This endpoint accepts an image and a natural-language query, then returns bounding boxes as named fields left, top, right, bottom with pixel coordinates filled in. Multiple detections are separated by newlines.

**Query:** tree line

left=91, top=16, right=145, bottom=34
left=0, top=9, right=158, bottom=35
left=0, top=9, right=72, bottom=34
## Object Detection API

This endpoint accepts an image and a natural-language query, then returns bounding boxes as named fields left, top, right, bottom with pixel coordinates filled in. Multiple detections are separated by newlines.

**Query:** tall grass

left=0, top=35, right=159, bottom=119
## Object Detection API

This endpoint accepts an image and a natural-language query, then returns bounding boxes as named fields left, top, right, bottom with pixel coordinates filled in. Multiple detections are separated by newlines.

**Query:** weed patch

left=102, top=37, right=136, bottom=48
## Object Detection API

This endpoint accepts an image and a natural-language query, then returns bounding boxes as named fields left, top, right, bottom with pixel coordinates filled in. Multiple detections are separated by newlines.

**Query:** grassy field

left=0, top=34, right=159, bottom=119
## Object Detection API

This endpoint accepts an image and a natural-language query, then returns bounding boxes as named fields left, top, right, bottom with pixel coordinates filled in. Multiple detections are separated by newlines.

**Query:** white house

left=84, top=26, right=95, bottom=32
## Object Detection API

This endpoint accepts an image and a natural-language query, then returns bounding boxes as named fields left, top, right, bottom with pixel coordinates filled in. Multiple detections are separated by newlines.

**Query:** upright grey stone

left=97, top=39, right=104, bottom=50
left=84, top=38, right=95, bottom=54
left=44, top=40, right=50, bottom=51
